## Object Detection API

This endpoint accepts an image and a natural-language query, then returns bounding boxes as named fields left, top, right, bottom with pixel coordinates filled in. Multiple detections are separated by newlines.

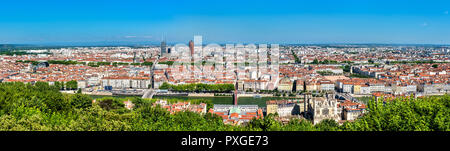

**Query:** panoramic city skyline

left=0, top=1, right=447, bottom=148
left=1, top=0, right=450, bottom=45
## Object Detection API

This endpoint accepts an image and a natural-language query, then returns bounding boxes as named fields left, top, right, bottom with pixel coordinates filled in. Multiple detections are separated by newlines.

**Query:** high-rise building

left=189, top=40, right=194, bottom=56
left=133, top=52, right=138, bottom=63
left=160, top=41, right=167, bottom=56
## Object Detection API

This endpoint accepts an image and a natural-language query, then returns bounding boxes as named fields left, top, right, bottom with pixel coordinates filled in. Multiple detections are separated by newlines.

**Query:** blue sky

left=0, top=0, right=449, bottom=45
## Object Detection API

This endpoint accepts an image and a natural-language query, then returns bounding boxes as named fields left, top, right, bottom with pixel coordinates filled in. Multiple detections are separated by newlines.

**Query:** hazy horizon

left=2, top=42, right=450, bottom=47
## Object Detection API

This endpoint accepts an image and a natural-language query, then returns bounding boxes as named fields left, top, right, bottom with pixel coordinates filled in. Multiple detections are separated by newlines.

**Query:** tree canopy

left=0, top=82, right=448, bottom=131
left=160, top=82, right=235, bottom=93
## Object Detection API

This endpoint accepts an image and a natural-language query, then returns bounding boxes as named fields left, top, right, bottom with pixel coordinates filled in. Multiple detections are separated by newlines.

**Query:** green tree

left=315, top=119, right=339, bottom=131
left=247, top=114, right=281, bottom=131
left=159, top=82, right=171, bottom=90
left=312, top=59, right=319, bottom=64
left=130, top=97, right=151, bottom=109
left=70, top=93, right=92, bottom=109
left=66, top=80, right=78, bottom=90
left=97, top=97, right=125, bottom=110
left=54, top=81, right=63, bottom=90
left=0, top=82, right=448, bottom=131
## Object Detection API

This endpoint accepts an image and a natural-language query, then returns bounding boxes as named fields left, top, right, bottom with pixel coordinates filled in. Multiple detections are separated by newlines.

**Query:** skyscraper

left=160, top=41, right=167, bottom=56
left=133, top=52, right=138, bottom=63
left=189, top=40, right=194, bottom=56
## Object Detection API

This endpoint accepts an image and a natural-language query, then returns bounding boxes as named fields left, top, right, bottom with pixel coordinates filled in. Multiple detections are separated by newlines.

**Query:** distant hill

left=0, top=44, right=78, bottom=51
left=0, top=44, right=35, bottom=51
left=0, top=43, right=159, bottom=51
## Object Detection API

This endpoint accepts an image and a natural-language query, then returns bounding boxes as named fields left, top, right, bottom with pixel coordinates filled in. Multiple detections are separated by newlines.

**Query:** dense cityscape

left=1, top=39, right=449, bottom=126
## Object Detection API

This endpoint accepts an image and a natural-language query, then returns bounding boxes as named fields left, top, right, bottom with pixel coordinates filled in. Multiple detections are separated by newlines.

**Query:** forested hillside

left=0, top=82, right=448, bottom=131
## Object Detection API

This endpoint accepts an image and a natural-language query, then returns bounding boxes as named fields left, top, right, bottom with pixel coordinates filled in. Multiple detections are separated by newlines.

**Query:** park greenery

left=291, top=49, right=301, bottom=64
left=310, top=59, right=354, bottom=65
left=342, top=65, right=351, bottom=72
left=47, top=60, right=81, bottom=65
left=141, top=61, right=154, bottom=66
left=349, top=73, right=372, bottom=78
left=388, top=60, right=440, bottom=64
left=0, top=82, right=448, bottom=131
left=16, top=60, right=40, bottom=65
left=112, top=62, right=129, bottom=66
left=312, top=59, right=339, bottom=64
left=159, top=82, right=235, bottom=93
left=15, top=59, right=154, bottom=67
left=53, top=80, right=78, bottom=90
left=158, top=61, right=175, bottom=66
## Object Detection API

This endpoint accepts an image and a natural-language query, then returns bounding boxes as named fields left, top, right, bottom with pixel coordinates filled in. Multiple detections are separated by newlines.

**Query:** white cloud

left=445, top=11, right=449, bottom=15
